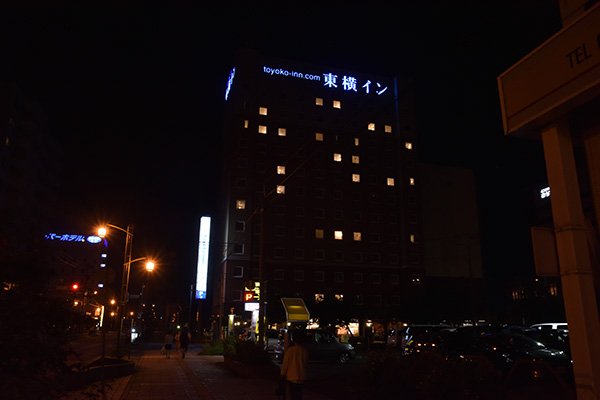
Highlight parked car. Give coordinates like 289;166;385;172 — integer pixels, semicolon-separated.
264;328;284;354
440;327;573;383
401;324;454;355
274;328;356;364
530;322;568;331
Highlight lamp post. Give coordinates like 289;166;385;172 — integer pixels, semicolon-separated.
98;224;156;358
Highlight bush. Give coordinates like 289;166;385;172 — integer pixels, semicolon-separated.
214;336;270;364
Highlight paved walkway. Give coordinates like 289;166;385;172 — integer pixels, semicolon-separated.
64;342;333;400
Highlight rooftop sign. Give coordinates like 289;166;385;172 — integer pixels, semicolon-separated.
262;65;391;98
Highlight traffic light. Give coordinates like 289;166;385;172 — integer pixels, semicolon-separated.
71;283;79;291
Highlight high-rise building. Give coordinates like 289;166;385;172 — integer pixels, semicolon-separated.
213;49;423;336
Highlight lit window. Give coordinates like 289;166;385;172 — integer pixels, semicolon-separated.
354;138;359;146
315;132;324;141
352;174;360;183
334;230;343;240
352;155;359;164
333;100;341;109
315;97;323;106
384;124;392;133
278;127;286;137
258;125;267;134
353;232;361;241
243;120;249;128
334;294;344;301
333;153;342;162
276;185;285;194
236;200;246;210
368;123;375;131
259;107;268;116
315;229;324;239
409;177;415;186
387;178;395;186
277;165;286;175
315;293;325;303
405;142;413;150
410;234;416;243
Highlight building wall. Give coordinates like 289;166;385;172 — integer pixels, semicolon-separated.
419;163;483;279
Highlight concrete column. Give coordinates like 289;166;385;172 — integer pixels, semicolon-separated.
542;120;600;399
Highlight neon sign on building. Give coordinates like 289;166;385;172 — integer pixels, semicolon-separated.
262;65;390;97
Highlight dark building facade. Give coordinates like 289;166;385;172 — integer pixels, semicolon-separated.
213;50;424;335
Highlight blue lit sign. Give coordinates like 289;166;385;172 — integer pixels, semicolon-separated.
45;233;102;244
225;67;236;101
86;235;102;244
262;65;389;97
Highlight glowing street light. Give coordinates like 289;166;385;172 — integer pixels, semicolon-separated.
97;223;157;357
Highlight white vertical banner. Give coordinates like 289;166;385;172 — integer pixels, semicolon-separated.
195;216;211;299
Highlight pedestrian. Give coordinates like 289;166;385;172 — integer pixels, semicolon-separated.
163;330;174;358
280;329;309;400
179;323;191;359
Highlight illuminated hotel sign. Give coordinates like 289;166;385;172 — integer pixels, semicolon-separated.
262;65;390;97
224;67;235;101
45;233;102;244
195;216;211;300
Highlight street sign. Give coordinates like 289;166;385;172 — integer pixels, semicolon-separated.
498;2;600;135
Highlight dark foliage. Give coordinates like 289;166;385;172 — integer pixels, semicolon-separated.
0;233;77;398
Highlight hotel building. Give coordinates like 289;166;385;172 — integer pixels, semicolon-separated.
213;49;424;333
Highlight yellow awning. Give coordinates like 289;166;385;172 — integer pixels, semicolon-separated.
280;297;310;322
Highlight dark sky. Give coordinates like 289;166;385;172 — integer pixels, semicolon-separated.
2;1;562;306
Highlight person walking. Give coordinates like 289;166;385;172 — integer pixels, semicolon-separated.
163;331;174;358
280;329;309;400
179;323;191;359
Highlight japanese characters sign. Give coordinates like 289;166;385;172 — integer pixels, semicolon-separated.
262;65;391;97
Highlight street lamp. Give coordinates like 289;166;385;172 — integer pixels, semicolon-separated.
97;224;156;357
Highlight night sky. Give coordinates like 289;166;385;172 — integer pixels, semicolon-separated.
2;1;562;308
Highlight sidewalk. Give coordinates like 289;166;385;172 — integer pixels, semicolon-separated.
67;342;334;400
